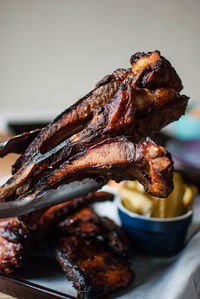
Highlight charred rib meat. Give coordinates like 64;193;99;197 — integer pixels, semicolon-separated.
0;217;30;273
0;192;113;273
58;207;130;258
0;51;188;203
0;137;173;201
56;208;133;298
13;51;183;171
0;193;133;298
56;236;133;299
21;191;113;236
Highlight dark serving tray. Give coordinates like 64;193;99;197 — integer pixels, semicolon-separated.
0;255;133;299
0;258;77;299
0;274;75;299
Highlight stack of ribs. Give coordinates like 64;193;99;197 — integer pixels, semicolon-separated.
0;51;188;202
0;192;134;298
0;191;113;274
0;51;189;297
0;217;30;274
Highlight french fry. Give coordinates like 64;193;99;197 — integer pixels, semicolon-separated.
183;185;197;212
120;172;197;218
120;188;153;215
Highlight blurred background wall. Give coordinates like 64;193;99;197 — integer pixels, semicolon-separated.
0;0;199;121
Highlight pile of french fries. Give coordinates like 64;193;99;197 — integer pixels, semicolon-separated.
119;173;197;218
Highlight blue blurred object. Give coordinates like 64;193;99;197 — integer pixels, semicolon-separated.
117;198;192;256
173;114;200;140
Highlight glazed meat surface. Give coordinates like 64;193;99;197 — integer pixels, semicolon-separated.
56;235;133;299
21;191;113;236
56;208;133;298
12;50;183;171
0;137;173;202
0;51;188;203
58;207;130;257
0;194;133;298
0;217;30;273
0;192;113;273
29;137;173;198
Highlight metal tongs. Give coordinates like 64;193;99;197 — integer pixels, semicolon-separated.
0;177;108;219
0;132;108;219
0;129;41;157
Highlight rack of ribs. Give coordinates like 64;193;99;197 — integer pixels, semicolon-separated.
0;51;188;203
0;192;134;298
0;192;113;273
0;217;30;274
0;191;134;298
56;207;133;298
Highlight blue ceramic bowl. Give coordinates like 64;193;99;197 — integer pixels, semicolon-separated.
117;197;193;256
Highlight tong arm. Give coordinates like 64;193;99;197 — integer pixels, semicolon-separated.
0;177;107;218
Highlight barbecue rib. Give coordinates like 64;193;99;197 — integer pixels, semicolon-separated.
0;192;113;273
56;208;133;298
21;191;113;236
0;51;188;203
0;137;173;202
0;217;30;273
58;207;130;258
0;196;133;299
12;51;183;171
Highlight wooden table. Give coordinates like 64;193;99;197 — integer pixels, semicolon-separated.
0;294;14;299
0;293;14;299
0;133;19;180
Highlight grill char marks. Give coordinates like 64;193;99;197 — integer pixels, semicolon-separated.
58;207;130;257
0;192;113;274
71;85;188;145
13;68;129;173
56;207;133;299
10;137;174;200
0;217;30;274
56;235;133;299
0;51;188;203
0;194;133;297
21;191;113;236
